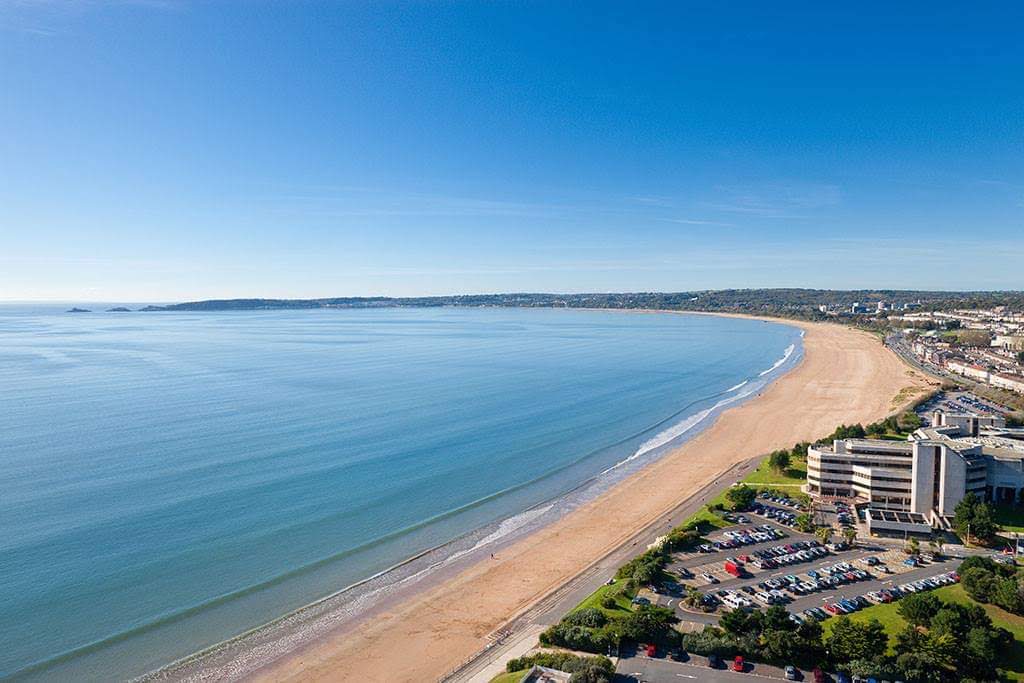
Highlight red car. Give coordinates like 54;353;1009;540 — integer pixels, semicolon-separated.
733;655;745;672
645;644;656;657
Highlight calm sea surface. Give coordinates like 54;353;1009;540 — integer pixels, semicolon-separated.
0;306;800;680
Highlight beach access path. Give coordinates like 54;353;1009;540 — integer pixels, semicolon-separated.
252;316;931;683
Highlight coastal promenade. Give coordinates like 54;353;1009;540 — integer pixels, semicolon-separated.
253;318;928;683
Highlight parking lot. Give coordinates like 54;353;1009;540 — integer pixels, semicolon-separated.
618;553;963;682
915;389;1012;420
636;498;963;628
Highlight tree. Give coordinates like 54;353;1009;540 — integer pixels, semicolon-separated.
971;502;999;542
905;537;920;556
564;608;608;629
762;605;796;633
842;526;857;547
683;586;705;610
961;627;1003;680
961;567;998;603
815;526;833;546
795;513;815;533
769;449;791;473
617;605;679;643
1017;350;1024;365
991;576;1024;614
720;607;761;637
725;484;756;511
569;660;613;683
929;533;945;557
953;492;999;543
897;592;942;627
826;616;886;663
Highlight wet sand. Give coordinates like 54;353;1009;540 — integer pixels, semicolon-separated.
251;316;929;682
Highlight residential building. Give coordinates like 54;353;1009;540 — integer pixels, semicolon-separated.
946;359;991;383
992;373;1024;395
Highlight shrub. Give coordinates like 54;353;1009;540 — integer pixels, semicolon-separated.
565;607;608;629
725;484;756;511
615;548;666;582
539;623;610;653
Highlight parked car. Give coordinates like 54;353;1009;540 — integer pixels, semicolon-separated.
785;664;800;680
733;655;745;672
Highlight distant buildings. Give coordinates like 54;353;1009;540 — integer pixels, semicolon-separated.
806;410;1024;532
905;307;1024;394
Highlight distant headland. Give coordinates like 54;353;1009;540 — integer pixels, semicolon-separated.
67;307;92;313
136;289;1024;319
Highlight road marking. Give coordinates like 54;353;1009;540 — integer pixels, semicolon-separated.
676;674;697;679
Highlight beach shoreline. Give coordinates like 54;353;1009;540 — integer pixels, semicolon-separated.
141;310;801;682
170;314;929;682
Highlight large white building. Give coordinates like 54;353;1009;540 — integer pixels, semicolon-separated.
806;411;1024;528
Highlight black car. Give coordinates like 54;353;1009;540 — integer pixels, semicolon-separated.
708;653;722;668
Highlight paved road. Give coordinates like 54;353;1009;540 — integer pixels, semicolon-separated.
444;455;765;681
616;652;797;682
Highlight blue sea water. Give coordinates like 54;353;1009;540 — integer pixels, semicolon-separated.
0;306;801;681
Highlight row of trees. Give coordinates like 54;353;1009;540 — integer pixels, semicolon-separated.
682;604;824;664
539;604;680;654
682;590;1012;681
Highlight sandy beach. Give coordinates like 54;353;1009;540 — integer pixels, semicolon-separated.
253;317;930;683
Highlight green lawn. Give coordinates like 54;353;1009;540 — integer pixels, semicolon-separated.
821;599;905;654
683;507;732;531
743;456;808;488
822;584;1024;680
994;506;1024;533
571;580;636;617
489;669;528;683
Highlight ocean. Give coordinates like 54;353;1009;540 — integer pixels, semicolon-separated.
0;306;802;681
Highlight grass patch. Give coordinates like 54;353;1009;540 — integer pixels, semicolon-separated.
743;456;808;488
489;670;528;683
821;600;905;654
684;508;732;531
821;584;1024;680
572;580;636;617
994;506;1024;533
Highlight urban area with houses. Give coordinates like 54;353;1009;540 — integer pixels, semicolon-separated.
470;307;1024;683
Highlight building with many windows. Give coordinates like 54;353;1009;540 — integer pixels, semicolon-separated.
806;410;1024;527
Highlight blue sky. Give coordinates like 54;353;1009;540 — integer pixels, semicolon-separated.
1;1;1022;301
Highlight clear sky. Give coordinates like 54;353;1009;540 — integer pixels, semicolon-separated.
1;1;1022;301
